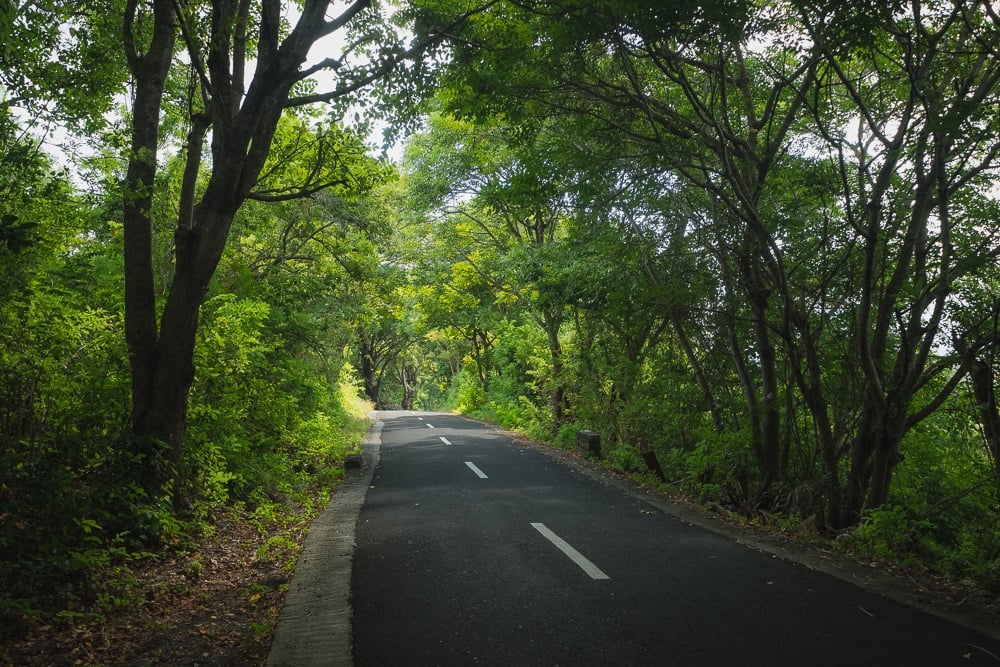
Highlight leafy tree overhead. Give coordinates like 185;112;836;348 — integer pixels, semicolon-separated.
0;0;499;512
797;0;1000;522
0;0;11;47
424;0;1000;528
0;1;128;135
107;0;497;506
435;0;821;492
404;112;578;424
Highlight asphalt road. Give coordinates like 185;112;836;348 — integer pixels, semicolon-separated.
351;412;1000;666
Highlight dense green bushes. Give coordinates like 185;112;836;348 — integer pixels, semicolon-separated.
1;293;371;637
0;279;371;635
0;114;378;637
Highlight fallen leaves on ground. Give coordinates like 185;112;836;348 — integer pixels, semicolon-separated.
2;509;309;667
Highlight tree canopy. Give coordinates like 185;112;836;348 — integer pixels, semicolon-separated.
4;0;1000;646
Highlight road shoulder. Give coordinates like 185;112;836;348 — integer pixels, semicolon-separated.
266;418;383;667
480;419;1000;643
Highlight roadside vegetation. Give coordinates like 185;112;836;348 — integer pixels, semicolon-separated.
374;0;1000;595
2;0;1000;663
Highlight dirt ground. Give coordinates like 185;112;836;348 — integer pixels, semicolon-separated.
2;510;295;667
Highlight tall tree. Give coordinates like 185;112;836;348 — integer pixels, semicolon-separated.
799;0;1000;521
438;0;819;491
432;0;1000;524
117;0;494;504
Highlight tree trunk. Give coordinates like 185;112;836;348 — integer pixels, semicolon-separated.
401;362;417;410
122;0;177;500
784;307;844;526
867;437;899;510
842;407;906;523
966;357;1000;494
543;313;566;426
358;340;382;405
117;0;480;512
743;245;782;490
471;328;491;394
670;307;724;434
752;305;782;489
955;329;1000;496
728;316;760;432
131;199;242;506
843;439;870;526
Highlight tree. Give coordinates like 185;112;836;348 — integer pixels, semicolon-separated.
0;0;11;46
437;0;820;490
798;0;1000;521
565;157;730;443
0;1;128;136
404;112;577;424
431;0;1000;525
116;0;494;505
356;277;416;407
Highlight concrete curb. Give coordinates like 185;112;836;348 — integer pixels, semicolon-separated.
266;418;382;667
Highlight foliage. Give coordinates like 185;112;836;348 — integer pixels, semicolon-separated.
0;0;128;134
839;505;945;569
0;105;378;637
396;0;1000;586
5;0;1000;641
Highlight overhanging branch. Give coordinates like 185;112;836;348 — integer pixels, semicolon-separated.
285;0;502;109
247;177;351;202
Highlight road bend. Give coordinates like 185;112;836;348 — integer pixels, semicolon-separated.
351;411;1000;666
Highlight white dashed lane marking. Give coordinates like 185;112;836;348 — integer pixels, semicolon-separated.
531;523;610;580
464;462;488;479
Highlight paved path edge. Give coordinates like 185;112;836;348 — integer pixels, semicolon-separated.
480;418;1000;643
265;416;383;667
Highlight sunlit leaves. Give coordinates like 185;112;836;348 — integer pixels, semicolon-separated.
252;116;393;203
1;0;129;134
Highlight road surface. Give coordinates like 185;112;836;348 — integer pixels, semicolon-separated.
351;411;1000;666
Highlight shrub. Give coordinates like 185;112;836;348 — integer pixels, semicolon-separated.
840;505;943;567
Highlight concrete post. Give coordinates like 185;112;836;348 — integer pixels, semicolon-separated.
576;430;601;457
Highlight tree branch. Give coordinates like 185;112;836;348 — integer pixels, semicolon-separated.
286;0;502;108
171;0;212;97
247;178;350;202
